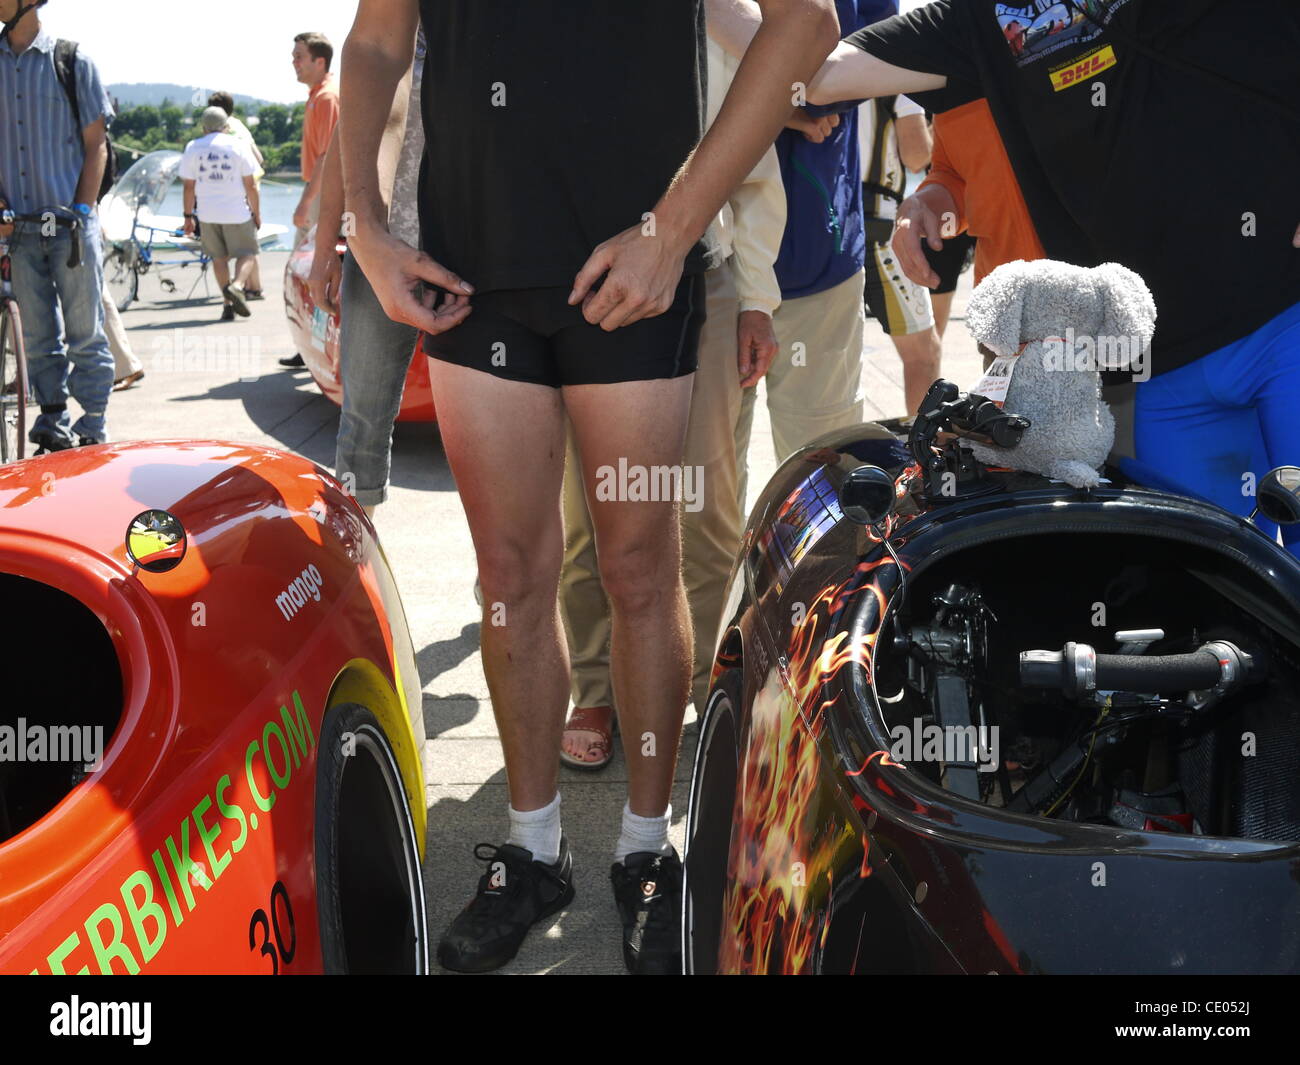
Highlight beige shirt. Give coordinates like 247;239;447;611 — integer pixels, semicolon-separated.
225;115;265;183
705;38;785;317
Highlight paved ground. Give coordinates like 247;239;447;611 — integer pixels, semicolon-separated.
111;249;982;974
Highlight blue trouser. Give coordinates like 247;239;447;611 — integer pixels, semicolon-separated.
9;214;114;444
1122;298;1300;552
336;251;419;507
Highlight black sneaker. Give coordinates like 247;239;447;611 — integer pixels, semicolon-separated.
77;436;105;447
245;288;265;301
610;847;683;974
437;839;574;973
220;304;236;322
279;353;305;369
223;283;251;317
30;427;74;455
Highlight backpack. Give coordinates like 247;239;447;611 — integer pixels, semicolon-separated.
52;39;118;202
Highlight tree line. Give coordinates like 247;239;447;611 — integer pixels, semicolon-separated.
110;101;307;176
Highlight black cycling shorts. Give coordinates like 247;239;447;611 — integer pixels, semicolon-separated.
923;232;976;296
422;273;706;387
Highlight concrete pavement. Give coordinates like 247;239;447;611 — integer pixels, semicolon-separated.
108;250;982;974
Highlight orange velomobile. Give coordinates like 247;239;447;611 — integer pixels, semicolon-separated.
0;441;428;974
283;235;436;423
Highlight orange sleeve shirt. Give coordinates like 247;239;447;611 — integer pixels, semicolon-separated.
301;74;340;183
919;98;1045;285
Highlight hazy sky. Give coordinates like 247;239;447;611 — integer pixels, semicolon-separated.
41;1;360;104
40;0;932;105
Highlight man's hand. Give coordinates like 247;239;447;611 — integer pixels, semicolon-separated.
737;309;778;387
350;224;474;335
1293;220;1300;248
293;199;311;230
309;243;343;316
182;215;196;237
569;223;691;331
891;194;947;289
252;211;262;231
786;107;840;144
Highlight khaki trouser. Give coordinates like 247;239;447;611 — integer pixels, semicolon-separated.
560;262;746;714
735;269;866;504
102;287;141;378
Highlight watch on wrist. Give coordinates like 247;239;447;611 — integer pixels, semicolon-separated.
73;202;92;217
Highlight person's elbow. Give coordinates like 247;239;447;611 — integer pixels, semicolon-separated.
900;144;931;172
806;46;855;106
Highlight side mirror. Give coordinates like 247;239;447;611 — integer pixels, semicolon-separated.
1253;467;1300;526
126;509;188;573
840;465;896;528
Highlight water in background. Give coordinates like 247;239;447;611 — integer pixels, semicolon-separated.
159;178;304;250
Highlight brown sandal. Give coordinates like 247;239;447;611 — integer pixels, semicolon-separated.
560;705;616;771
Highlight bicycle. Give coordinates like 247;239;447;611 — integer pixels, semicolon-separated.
103;196;211;312
0;206;85;462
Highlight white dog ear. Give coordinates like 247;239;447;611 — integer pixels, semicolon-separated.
967;259;1032;356
1096;262;1157;353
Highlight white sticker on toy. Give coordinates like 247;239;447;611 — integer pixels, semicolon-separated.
974;353;1021;407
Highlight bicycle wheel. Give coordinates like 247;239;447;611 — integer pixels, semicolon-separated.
104;242;138;312
0;301;29;464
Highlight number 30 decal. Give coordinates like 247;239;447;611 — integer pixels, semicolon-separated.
249;880;297;974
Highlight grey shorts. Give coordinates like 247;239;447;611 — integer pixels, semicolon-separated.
200;219;259;260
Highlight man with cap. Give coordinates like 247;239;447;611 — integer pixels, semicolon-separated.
179;106;261;321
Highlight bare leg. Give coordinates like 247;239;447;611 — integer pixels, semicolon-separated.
565;375;695;816
233;253;257;289
889;326;943;415
426;358;570;812
212;258;231;300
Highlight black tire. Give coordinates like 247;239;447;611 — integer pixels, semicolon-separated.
315;703;428;974
104;244;138;312
0;304;28;464
683;668;742;975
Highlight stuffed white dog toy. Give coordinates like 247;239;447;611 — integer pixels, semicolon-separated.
965;259;1157;488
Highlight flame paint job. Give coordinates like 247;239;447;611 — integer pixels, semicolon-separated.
690;423;1300;975
0;441;426;973
284;240;436;423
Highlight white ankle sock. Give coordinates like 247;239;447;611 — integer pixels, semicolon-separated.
506;793;562;865
614;801;672;863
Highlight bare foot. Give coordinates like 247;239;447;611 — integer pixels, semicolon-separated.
560;705;615;769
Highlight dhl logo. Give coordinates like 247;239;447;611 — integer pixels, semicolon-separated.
1050;44;1117;91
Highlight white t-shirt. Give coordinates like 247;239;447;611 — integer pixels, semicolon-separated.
857;94;925;221
179;131;257;225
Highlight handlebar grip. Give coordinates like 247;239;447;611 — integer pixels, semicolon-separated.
1020;642;1226;696
1093;651;1222;692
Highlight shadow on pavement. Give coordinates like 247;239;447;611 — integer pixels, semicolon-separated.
418;621;480;681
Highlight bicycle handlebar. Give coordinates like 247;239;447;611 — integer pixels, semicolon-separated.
1020;640;1258;700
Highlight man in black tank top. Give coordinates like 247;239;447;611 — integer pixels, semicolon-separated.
340;0;840;974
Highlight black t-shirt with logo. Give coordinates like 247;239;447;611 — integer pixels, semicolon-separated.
848;0;1300;377
417;0;718;295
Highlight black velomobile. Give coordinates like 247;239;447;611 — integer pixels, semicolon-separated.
684;380;1300;975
